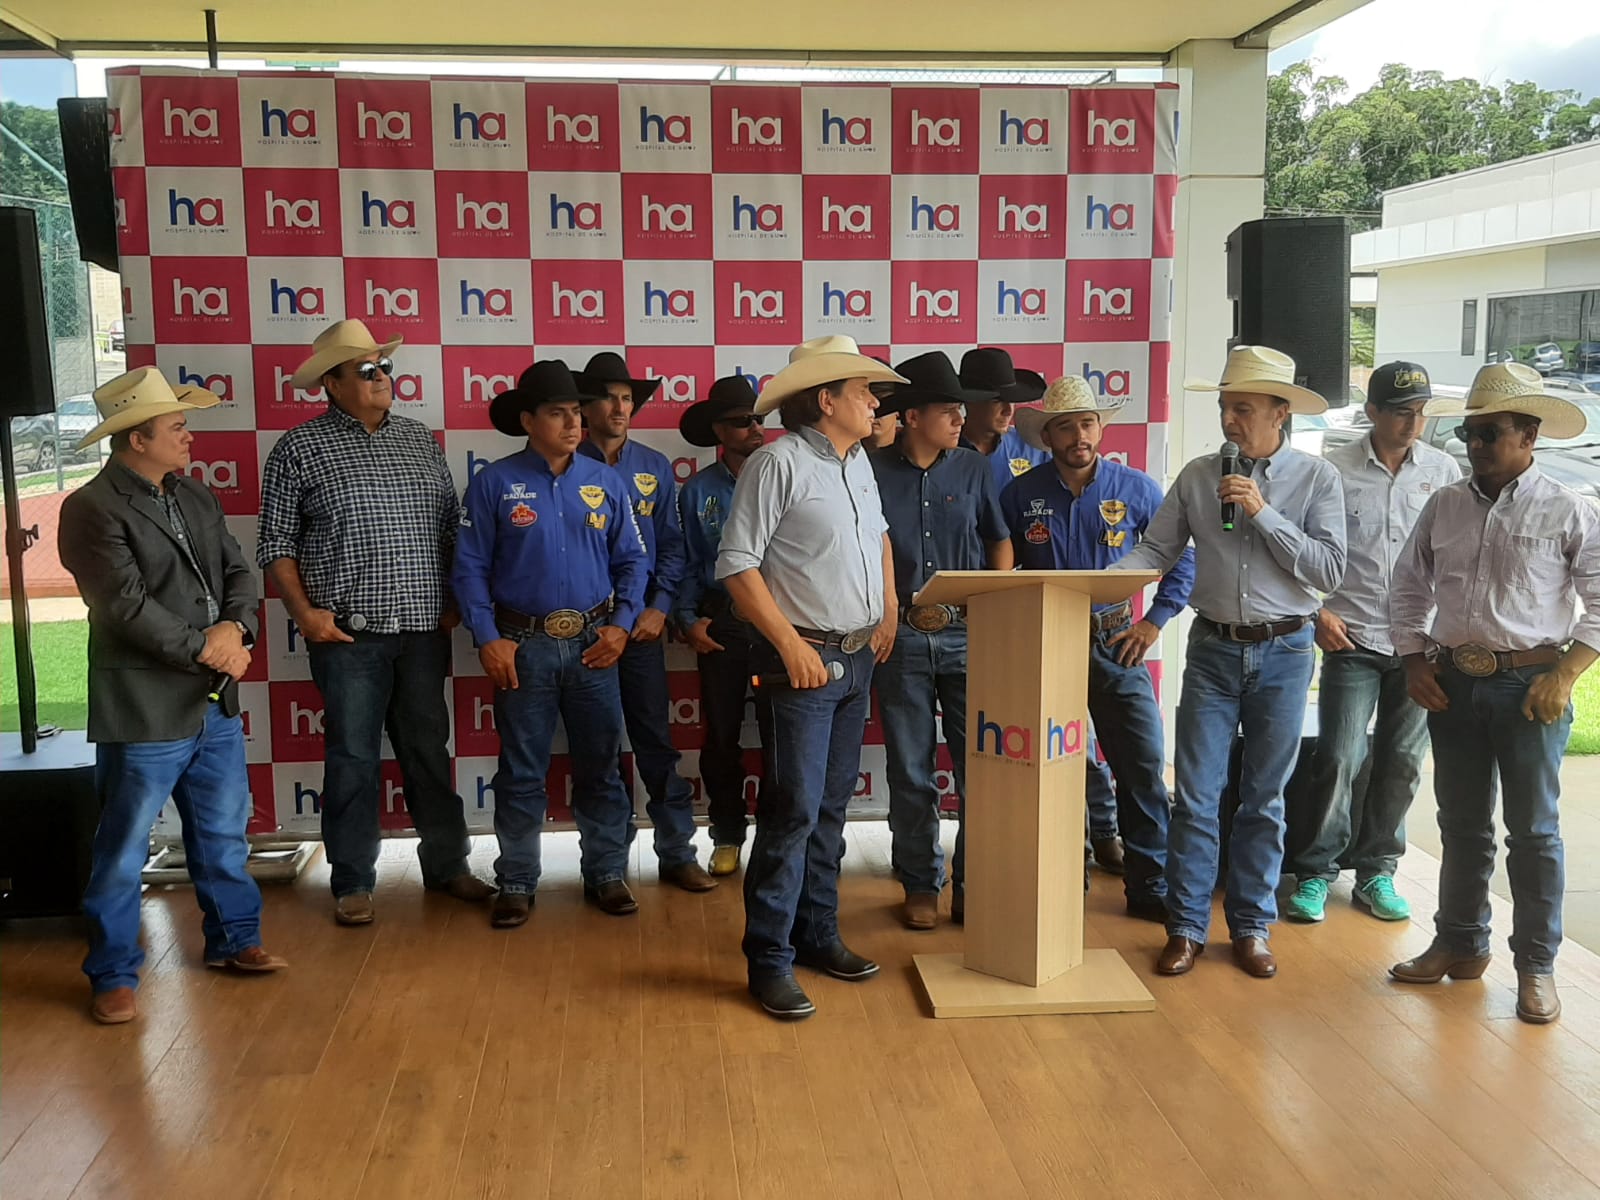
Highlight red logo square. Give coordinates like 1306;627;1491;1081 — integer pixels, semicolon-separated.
711;85;802;174
243;167;342;257
151;256;251;345
666;670;707;750
802;175;890;261
1148;342;1172;424
625;345;716;427
533;259;623;344
443;345;528;427
526;82;621;173
979;175;1067;261
892;87;980;175
436;170;532;258
1099;423;1149;474
714;261;803;346
183;430;261;516
343;257;441;343
142;75;241;167
1070;89;1156;175
622;173;713;261
111;167;148;256
452;677;501;759
890;260;977;344
253;344;328;430
1065;259;1150;343
336;78;434;169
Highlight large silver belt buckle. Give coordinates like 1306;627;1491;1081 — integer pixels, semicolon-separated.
1450;643;1499;677
907;604;951;634
841;628;872;654
543;609;586;639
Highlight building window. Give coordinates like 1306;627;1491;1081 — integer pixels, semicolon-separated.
1486;289;1600;373
1460;300;1477;357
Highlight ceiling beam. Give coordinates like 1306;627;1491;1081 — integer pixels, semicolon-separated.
1234;0;1372;49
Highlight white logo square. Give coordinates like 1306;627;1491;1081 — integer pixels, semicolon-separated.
145;166;247;257
623;260;714;346
890;175;978;261
803;260;890;345
438;258;533;347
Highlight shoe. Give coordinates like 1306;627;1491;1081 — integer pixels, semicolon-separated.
1125;896;1169;924
584;879;639;916
205;946;288;972
951;889;964;926
660;860;718;893
90;987;137;1025
430;873;497;903
1232;936;1277;978
1092;836;1126;875
709;845;742;876
903;893;939;931
1284;878;1329;923
1353;876;1411;921
794;940;879;981
491;893;532;928
750;974;815;1020
1517;972;1561;1024
1156;936;1203;976
335;892;375;926
1390;946;1492;984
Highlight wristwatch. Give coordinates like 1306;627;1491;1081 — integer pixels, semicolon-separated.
230;619;255;648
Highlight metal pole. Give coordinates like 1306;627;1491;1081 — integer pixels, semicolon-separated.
1;417;41;753
205;10;219;70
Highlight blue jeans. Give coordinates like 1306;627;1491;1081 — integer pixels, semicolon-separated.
491;629;633;894
742;643;874;979
1086;727;1118;840
617;635;698;867
1168;620;1316;943
307;631;472;897
1088;620;1171;902
695;617;771;847
1293;646;1427;883
875;623;968;897
82;704;263;992
1427;664;1569;974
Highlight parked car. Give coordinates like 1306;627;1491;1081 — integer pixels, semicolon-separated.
1548;371;1600;393
1289;405;1368;457
1574;343;1600;372
108;319;125;352
1530;342;1566;374
9;395;104;473
1541;376;1599;399
1418;386;1600;503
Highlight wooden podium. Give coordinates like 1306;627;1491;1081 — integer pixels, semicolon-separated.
910;569;1161;1018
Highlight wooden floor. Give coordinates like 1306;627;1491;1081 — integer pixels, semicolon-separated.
7;824;1600;1200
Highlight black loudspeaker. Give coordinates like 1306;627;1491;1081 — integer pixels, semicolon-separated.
0;732;101;919
1226;217;1352;407
57;98;119;273
0;206;57;418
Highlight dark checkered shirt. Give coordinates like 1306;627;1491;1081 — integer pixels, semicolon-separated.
257;405;461;634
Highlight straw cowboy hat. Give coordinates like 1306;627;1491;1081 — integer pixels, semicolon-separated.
77;365;220;449
1013;375;1126;452
289;319;403;389
754;336;907;416
1187;345;1327;415
1421;361;1586;441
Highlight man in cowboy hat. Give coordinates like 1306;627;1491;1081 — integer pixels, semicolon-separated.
1283;362;1461;927
1002;375;1195;925
674;375;773;876
575;351;715;893
453;361;649;925
1119;345;1347;980
258;319;492;927
715;335;906;1019
869;351;1012;931
957;347;1050;494
59;366;287;1024
1390;361;1600;1024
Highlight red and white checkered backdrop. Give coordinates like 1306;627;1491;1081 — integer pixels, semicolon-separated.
105;67;1177;838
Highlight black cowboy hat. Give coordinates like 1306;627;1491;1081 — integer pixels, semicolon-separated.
679;375;761;448
575;351;663;411
876;350;999;417
488;360;589;436
959;346;1047;404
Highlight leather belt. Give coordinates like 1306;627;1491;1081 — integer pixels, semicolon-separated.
1203;615;1309;644
792;624;877;654
495;600;611;640
1090;600;1133;634
900;603;965;633
1445;643;1563;678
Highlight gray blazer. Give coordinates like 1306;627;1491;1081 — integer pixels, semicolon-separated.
59;463;260;744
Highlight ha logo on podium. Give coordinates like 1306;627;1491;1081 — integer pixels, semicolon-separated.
912;569;1161;1018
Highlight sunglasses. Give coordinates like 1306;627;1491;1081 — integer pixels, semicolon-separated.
352;357;394;382
713;414;759;429
1453;422;1517;445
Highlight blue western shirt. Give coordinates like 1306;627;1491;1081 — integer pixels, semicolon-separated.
453;448;648;647
673;460;739;629
871;443;1008;609
577;438;686;615
962;427;1050;497
1000;457;1196;627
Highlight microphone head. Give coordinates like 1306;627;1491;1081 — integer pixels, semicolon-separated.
1220;440;1241;460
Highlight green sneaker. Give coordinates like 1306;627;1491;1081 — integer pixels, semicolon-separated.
1354;876;1411;921
1284;878;1329;923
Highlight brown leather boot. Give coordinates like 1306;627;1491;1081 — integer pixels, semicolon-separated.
1156;936;1203;976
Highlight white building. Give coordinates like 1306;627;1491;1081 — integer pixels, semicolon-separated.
1353;141;1600;387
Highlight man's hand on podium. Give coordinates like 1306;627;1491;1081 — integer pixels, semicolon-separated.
1106;619;1160;667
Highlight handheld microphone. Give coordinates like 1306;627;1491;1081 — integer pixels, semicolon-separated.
1220;440;1241;531
751;660;847;688
206;670;229;703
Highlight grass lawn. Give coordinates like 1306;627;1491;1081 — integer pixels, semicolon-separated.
1571;669;1600;754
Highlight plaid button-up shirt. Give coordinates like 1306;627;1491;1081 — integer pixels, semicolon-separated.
257;405;461;634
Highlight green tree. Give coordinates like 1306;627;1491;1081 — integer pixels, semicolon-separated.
1;100;70;202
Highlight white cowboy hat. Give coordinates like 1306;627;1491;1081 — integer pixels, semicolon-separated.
1186;345;1327;415
289;319;403;389
1421;361;1586;441
1013;375;1127;451
77;365;219;449
754;336;908;416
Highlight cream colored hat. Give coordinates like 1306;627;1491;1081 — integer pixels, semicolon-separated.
77;366;219;449
1187;345;1327;415
1013;375;1126;451
289;319;403;389
754;336;908;416
1421;361;1586;441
